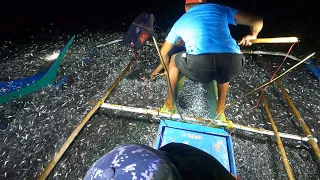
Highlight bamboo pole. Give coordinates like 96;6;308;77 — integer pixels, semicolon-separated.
38;58;136;180
241;50;310;64
152;36;184;120
249;37;299;44
262;94;295;180
100;103;315;142
276;80;320;160
154;37;300;47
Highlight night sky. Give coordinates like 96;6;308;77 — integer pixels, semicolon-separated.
1;0;319;50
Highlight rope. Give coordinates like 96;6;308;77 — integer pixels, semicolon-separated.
152;125;164;146
130;43;158;104
248;43;296;112
228;126;237;135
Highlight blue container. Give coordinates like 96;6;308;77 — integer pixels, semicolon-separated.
154;120;237;175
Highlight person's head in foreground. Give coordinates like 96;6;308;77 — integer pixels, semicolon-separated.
84;143;239;180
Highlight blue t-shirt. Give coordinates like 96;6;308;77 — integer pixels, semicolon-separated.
166;4;241;55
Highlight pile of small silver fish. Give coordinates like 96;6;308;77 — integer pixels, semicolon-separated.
0;30;319;180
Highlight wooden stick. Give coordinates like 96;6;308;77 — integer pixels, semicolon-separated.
241;50;310;64
37;58;135;180
276;80;320;160
262;94;295;180
100;103;315;142
152;36;184;120
249;37;299;44
154;37;300;46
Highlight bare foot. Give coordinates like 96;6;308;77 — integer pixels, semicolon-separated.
149;71;158;80
216;108;224;116
164;98;174;110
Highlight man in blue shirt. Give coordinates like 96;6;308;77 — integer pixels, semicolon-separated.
150;0;263;117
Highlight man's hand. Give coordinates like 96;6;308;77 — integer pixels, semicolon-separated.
234;10;263;46
150;63;163;80
150;70;159;80
238;35;257;46
150;40;175;80
149;70;167;80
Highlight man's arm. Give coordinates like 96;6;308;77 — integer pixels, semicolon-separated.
235;11;263;46
150;41;175;79
160;41;175;68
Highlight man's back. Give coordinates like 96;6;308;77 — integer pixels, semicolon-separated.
166;3;241;55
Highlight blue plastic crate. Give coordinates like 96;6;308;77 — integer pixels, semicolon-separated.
154;120;237;175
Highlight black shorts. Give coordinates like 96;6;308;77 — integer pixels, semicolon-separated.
175;52;245;84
